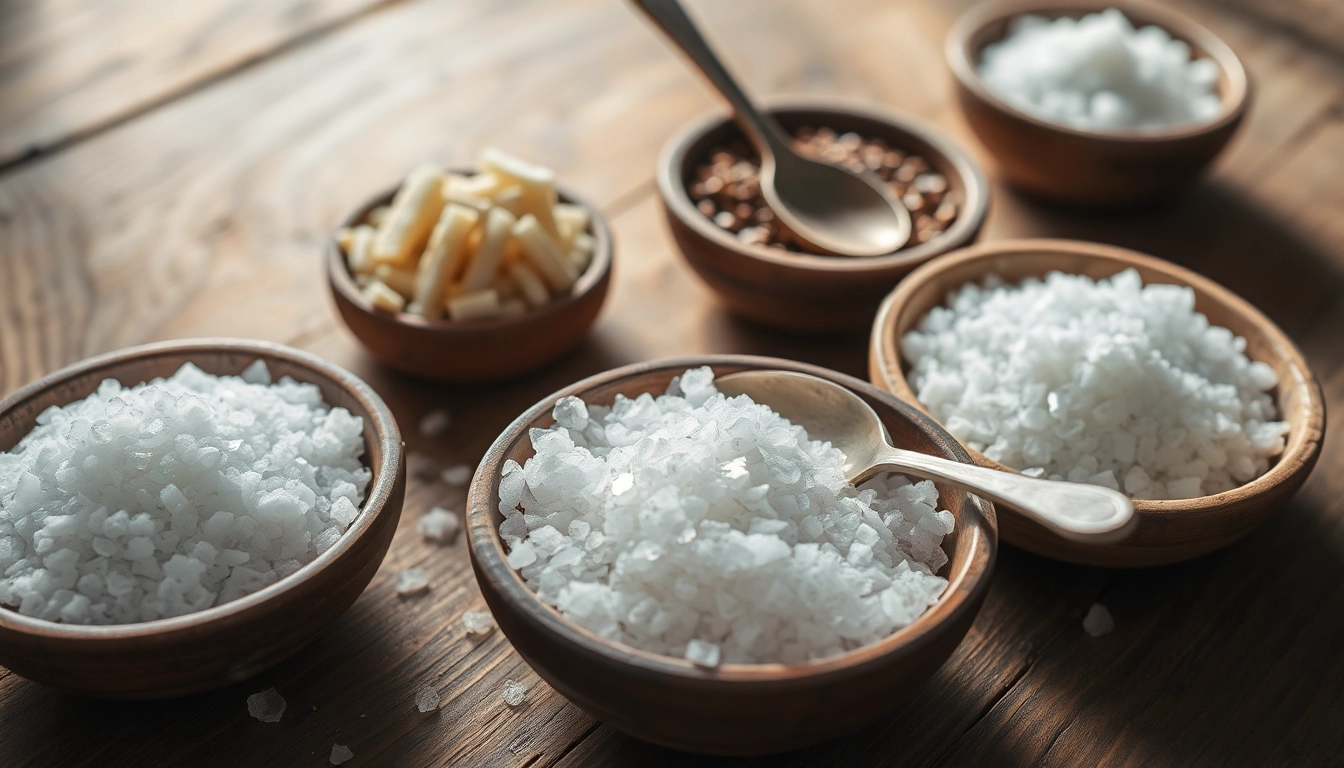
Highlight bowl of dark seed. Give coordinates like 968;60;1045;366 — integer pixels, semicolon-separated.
657;103;989;333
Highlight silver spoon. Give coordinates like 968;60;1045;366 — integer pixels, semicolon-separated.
631;0;911;257
716;370;1136;544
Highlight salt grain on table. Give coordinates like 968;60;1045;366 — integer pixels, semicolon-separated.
394;567;430;596
502;679;529;707
415;684;441;713
1084;603;1115;637
247;687;286;723
418;409;452;437
440;464;473;486
462;609;494;635
418;508;460;544
685;639;721;668
408;451;437;480
330;744;354;765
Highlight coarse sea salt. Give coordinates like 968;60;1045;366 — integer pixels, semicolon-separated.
462;609;495;635
418;409;452;437
415;684;441;713
441;464;473;486
1083;603;1115;637
247;687;286;723
394;567;430;596
498;367;954;664
901;269;1288;500
0;362;370;625
979;8;1222;131
502;679;529;707
329;744;354;765
418;507;460;544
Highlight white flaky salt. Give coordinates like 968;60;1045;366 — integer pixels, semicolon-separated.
0;362;370;625
502;679;529;707
462;609;495;635
329;744;354;765
415;684;441;713
408;452;437;480
440;464;473;487
247;687;286;723
418;508;460;544
901;269;1288;500
685;639;721;668
1083;603;1115;637
394;567;430;596
979;9;1223;131
498;367;954;664
418;409;452;437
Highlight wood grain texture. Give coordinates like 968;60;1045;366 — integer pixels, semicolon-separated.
1;0;1343;764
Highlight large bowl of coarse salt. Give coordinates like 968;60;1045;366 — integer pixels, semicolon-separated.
870;239;1324;568
0;339;404;698
466;356;997;756
946;0;1251;206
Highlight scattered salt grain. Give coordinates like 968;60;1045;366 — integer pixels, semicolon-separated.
901;269;1287;500
415;684;441;713
408;452;437;480
498;367;954;664
462;609;495;635
418;508;460;544
394;567;430;596
1084;603;1115;637
418;409;452;437
979;9;1223;131
330;744;354;765
502;679;529;707
247;687;286;723
0;361;370;625
440;464;474;486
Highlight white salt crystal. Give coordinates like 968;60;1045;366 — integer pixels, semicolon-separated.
247;687;286;723
408;452;437;480
330;744;354;765
502;679;529;707
418;508;461;544
440;464;473;486
415;684;441;713
418;408;452;437
1083;603;1115;637
394;567;430;596
462;609;495;635
979;9;1223;131
685;639;721;668
0;361;369;625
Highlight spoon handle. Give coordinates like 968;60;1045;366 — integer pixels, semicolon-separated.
863;447;1136;543
628;0;789;155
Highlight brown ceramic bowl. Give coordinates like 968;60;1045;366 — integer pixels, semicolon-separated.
657;103;989;334
328;174;613;382
466;356;997;755
0;339;405;698
870;240;1325;567
947;0;1251;207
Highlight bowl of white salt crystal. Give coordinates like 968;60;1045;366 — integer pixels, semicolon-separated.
947;0;1250;206
466;356;997;755
0;339;404;698
870;239;1324;568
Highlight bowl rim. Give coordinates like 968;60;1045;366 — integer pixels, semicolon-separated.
656;99;990;273
945;0;1251;143
467;354;997;685
327;172;613;334
870;238;1326;517
0;338;403;639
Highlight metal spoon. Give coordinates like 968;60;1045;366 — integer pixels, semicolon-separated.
716;370;1136;543
630;0;911;256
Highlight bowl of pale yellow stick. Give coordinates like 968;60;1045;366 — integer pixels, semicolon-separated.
328;148;613;382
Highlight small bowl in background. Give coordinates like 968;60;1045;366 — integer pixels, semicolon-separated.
0;339;405;698
657;103;989;334
870;239;1324;567
946;0;1251;207
328;175;613;383
466;355;996;755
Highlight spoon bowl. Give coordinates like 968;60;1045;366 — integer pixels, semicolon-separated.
717;369;1136;543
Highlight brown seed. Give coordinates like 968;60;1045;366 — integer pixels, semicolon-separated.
838;132;862;151
914;174;947;196
714;211;737;230
755;207;775;224
816;126;836;143
696;199;716;217
934;201;958;223
711;150;734;166
895;164;917;183
903;191;925;213
702;176;724;195
883;150;905;169
903;156;929;174
734;203;754;221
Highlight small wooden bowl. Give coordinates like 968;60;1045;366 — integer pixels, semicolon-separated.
0;339;405;699
870;240;1325;567
657;103;989;333
467;356;997;755
946;0;1251;207
328;176;613;382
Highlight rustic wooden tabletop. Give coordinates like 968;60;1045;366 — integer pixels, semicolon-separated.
2;0;1342;765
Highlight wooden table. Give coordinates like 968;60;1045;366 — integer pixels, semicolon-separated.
3;0;1342;764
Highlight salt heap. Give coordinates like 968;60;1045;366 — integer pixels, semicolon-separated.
498;367;953;665
0;361;370;625
901;269;1288;499
978;9;1223;131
